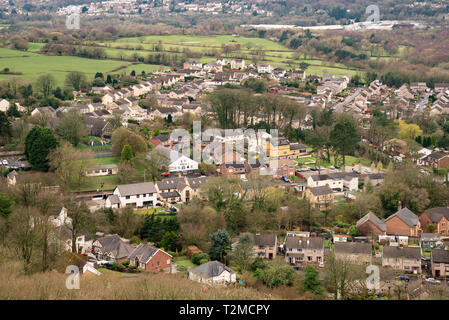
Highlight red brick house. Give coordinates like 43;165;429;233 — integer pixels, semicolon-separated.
128;244;172;273
421;152;449;169
384;207;420;237
420;207;449;235
356;212;387;236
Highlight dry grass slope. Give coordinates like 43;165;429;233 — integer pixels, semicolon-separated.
0;261;275;300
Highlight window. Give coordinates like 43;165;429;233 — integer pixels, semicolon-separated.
137;195;140;198
157;261;160;267
126;196;130;200
167;259;170;265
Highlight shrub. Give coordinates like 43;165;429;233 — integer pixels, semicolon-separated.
192;253;210;265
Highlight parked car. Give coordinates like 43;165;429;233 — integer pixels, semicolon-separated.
396;275;410;282
426;278;441;284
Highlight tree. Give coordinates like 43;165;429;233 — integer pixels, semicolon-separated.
111;127;148;157
0;193;13;217
303;266;324;296
160;231;180;252
72;150;94;192
35;74;56;98
66;201;91;253
233;234;255;271
121;144;133;162
330;115;360;166
145;148;170;182
199;161;217;176
25;126;59;171
256;261;295;288
64;71;88;92
348;225;361;237
55;109;87;146
7;103;20;118
8;207;40;274
209;229;231;263
47;142;77;190
117;162;136;184
115;206;140;238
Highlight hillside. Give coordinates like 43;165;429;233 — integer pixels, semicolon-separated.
0;261;275;300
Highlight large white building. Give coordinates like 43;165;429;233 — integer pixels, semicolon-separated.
154;145;199;174
106;182;159;209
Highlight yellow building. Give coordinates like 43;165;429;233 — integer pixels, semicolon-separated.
305;185;334;211
265;138;307;159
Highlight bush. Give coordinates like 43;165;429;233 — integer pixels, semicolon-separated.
192;253;210;265
255;262;295;288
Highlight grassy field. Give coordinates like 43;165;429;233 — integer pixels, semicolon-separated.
0;47;140;85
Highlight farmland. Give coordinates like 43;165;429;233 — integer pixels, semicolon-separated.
0;47;161;85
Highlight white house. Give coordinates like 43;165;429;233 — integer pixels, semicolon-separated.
257;64;272;74
0;99;9;112
154;145;199;174
106;182;159;209
189;261;236;285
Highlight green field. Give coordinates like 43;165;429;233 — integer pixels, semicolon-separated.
0;47;143;85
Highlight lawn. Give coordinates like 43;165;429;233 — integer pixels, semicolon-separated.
92;157;120;166
174;256;196;269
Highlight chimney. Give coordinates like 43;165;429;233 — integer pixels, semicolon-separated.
398;201;402;211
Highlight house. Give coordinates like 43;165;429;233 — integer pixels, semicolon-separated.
92;234;134;262
251;233;277;260
128;243;172;273
409;82;428;92
257;64;272;74
420;233;442;250
381;246;421;274
285;236;324;265
421;152;449;169
332;234;349;243
6;170;18;187
430;249;449;278
384;207;420;237
189;261;236;285
356;212;387;236
269;159;296;178
106;182;159;209
230;58;245;70
306;172;358;192
420;207;449;235
102;93;114;105
434;83;449;93
86;164;118;177
153;145;199;174
183;60;203;70
31;107;56;118
334;242;372;264
0;99;9;112
51;225;93;254
291;69;306;80
304;185;334;211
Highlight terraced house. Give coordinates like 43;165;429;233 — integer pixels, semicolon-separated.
419;207;449;235
384;207;421;237
382;246;421;274
284;236;324;266
334;242;372;264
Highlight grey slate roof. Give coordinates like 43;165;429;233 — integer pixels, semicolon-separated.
116;182;157;197
251;234;277;247
128;243;159;263
107;194;120;204
285;236;324;250
189;261;236;278
356;212;387;232
334;242;372;255
95;234;133;260
187;176;207;189
382;246;421;259
384;207;419;227
309;185;333;196
431;249;449;264
157;177;187;191
422;207;449;223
